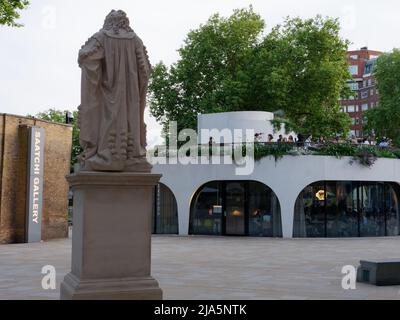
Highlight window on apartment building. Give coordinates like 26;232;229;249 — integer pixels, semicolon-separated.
350;55;358;60
349;65;358;75
347;105;355;113
362;104;369;111
361;91;368;99
351;118;356;125
348;82;359;91
370;89;374;96
368;79;372;86
363;80;367;87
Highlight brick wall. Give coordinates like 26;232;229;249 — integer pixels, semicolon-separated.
0;114;73;244
341;48;383;137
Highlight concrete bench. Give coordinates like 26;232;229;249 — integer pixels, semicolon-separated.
357;259;400;286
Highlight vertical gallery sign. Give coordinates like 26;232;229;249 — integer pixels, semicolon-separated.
26;127;45;243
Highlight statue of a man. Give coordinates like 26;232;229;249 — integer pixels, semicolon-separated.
77;10;152;172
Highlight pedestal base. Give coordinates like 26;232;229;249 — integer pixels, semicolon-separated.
60;273;162;300
60;171;162;300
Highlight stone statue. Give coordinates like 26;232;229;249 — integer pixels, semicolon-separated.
61;10;162;300
77;10;152;172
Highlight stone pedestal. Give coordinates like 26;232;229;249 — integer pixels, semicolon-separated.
60;171;162;300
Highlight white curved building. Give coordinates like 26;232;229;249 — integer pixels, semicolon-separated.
150;112;400;238
197;111;294;143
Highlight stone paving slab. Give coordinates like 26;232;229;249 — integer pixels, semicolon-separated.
0;235;399;300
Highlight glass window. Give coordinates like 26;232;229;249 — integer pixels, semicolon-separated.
386;183;400;236
190;182;223;235
349;65;358;75
360;182;386;237
347;105;355;113
295;183;326;237
362;104;369;111
225;182;246;235
348;82;359;91
248;182;282;237
153;184;179;234
190;181;282;237
326;182;359;237
294;181;400;238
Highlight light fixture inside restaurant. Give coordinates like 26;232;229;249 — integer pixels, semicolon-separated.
315;190;325;201
232;210;242;217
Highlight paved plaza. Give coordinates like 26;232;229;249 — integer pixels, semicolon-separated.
0;234;400;300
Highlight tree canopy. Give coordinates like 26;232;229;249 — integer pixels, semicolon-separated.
364;49;400;147
32;108;81;169
149;7;352;139
0;0;29;27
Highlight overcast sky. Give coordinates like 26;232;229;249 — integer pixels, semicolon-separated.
1;0;399;146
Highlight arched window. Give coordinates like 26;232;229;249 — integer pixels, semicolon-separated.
294;181;400;238
152;184;178;234
190;181;282;237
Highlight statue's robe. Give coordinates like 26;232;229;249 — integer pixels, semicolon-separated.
78;29;151;171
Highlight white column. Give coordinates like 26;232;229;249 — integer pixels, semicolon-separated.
279;197;296;238
270;184;300;239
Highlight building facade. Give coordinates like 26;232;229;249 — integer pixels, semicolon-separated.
152;156;400;239
150;112;400;238
0;114;72;244
340;47;383;138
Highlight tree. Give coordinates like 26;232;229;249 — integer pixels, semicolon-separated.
254;16;352;138
149;8;352;140
364;50;400;147
149;7;265;133
0;0;29;27
32;109;82;169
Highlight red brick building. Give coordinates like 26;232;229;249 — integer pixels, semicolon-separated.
340;47;383;138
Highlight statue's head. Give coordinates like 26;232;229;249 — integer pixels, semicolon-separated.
103;10;133;34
